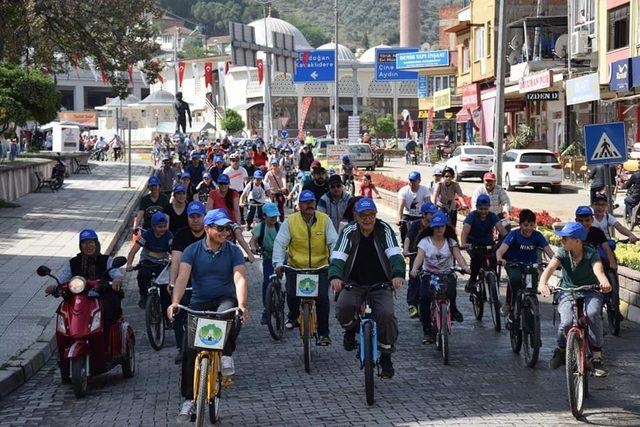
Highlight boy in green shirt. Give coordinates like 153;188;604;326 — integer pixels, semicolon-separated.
249;202;281;324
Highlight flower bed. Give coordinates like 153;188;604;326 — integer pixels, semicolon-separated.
355;171;407;192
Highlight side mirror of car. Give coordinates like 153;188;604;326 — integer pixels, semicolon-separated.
37;266;51;277
111;256;127;269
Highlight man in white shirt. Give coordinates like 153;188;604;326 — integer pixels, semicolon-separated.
471;172;511;219
223;153;249;223
397;171;431;243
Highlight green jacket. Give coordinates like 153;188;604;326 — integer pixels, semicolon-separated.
329;219;405;282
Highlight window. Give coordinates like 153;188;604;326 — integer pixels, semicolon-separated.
608;5;629;51
520;153;559;164
486;24;492;57
432;76;450;92
462;40;471;72
503;152;517;162
474;26;485;60
464;147;494;155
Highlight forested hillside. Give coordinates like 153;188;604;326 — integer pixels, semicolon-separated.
159;0;454;49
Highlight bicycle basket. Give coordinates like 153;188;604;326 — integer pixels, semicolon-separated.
187;314;231;351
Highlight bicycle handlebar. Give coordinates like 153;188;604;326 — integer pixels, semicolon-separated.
551;284;600;293
343;282;390;291
132;260;169;271
419;267;468;278
174;304;241;318
504;261;548;269
282;264;329;273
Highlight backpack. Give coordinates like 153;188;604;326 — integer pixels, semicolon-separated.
258;221;280;248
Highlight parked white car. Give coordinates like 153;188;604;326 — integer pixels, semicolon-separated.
500;149;562;193
445;145;495;180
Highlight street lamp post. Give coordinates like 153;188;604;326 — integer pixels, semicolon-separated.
255;0;273;145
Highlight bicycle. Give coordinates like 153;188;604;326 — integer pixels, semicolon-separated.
342;282;391;406
468;244;501;332
284;264;328;374
504;261;546;367
343;174;356;196
265;272;286;341
133;260;171;351
420;268;466;365
601;238;629;337
551;285;601;419
177;304;242;426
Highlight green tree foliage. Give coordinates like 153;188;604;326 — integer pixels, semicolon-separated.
191;1;262;36
221;109;245;135
375;114;396;138
0;0;161;98
0;62;61;135
180;37;208;59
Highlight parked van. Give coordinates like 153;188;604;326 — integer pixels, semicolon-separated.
313;139;376;170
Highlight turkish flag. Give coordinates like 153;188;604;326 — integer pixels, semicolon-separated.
204;62;213;88
301;51;310;66
225;61;232;75
127;64;134;87
257;59;264;85
178;61;185;87
100;63;108;83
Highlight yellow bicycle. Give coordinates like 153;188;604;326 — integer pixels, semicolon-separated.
178;304;241;426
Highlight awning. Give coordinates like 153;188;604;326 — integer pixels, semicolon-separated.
456;109;472;123
444;21;471;33
233;101;263;112
507;15;568;29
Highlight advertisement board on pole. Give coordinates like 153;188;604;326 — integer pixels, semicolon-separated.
348;116;360;144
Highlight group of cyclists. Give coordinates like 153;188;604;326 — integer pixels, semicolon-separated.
56;132;638;421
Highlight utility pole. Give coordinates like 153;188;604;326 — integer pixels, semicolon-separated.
173;27;179;93
258;2;273;145
493;0;507;186
334;0;339;143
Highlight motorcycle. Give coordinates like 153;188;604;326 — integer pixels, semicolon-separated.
437;143;454;160
37;256;135;398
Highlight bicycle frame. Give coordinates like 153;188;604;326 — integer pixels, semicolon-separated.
193;350;221;402
298;298;317;339
428;274;452;334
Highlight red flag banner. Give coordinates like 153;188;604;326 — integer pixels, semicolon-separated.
298;97;313;139
178;61;186;87
301;51;311;66
100;63;108;83
204;62;213;88
127;64;134;87
225;61;232;75
70;54;80;78
257;59;264;85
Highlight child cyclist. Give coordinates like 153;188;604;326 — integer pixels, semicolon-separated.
241;170;271;230
538;222;612;377
249;202;281;325
410;211;470;344
495;209;555;317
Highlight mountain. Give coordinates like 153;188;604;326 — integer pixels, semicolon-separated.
160;0;456;49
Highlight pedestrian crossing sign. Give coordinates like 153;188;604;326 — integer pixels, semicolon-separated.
584;122;627;166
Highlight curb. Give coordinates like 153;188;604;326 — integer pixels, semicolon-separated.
0;165;153;399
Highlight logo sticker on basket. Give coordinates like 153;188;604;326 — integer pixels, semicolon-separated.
194;318;227;350
296;274;319;297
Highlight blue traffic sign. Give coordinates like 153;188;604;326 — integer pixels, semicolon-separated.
584;122;627;166
293;50;335;83
279;129;289;138
375;47;419;81
396;50;450;69
417;74;428;98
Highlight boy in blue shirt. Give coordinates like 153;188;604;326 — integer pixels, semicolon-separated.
126;211;173;308
495;209;554;316
249;202;281;324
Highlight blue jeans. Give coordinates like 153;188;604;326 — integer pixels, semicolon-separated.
624;195;638;217
262;257;274;309
406;254;420;307
556;291;604;351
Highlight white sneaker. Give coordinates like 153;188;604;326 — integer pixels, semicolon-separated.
177;400;193;422
221;356;235;376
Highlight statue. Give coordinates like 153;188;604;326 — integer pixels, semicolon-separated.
173;92;192;134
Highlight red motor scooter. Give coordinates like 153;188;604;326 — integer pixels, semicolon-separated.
37;256;135;398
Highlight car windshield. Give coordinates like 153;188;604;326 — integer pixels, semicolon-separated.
520;153;558;164
464;147;493;155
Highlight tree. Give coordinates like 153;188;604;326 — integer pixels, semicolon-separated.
180;37;207;60
360;105;379;134
362;32;370;50
0;62;61;135
0;0;161;97
221;109;245;136
374;114;395;138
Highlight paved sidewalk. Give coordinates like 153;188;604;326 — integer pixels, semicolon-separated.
0;161;151;396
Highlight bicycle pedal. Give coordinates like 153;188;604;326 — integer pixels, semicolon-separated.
221;377;235;388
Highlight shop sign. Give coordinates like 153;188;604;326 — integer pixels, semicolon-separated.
519;70;552;93
609;58;632;93
633;56;640;89
57;112;97;127
566;73;600;105
461;83;480;110
433;88;451;112
417;74;428;98
525;91;559;101
396;50;449;69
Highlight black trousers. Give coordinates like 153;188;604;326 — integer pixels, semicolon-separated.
100;288;123;346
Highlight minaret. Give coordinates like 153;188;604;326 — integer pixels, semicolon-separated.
400;0;420;47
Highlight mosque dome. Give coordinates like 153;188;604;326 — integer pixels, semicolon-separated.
358;44;391;63
316;42;356;63
249;16;313;49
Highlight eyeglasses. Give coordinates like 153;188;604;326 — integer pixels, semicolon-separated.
358;213;376;220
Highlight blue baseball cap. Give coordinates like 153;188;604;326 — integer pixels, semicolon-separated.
476;194;491;206
181;172;191;179
355;198;377;213
575;206;594;217
204;209;232;227
554;221;588;241
263;202;279;218
173;184;186;194
187;201;206;216
420;201;438;215
214;155;224;163
299;190;316;202
253;170;264;179
217;174;230;184
162;156;172;162
270;157;280;164
148;176;160;186
151;211;168;226
433;167;443;176
408;171;421;181
430;211;448;227
203;172;212;179
79;229;98;242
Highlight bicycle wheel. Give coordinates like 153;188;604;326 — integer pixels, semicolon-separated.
302;303;312;374
195;356;209;427
471;278;485;321
440;304;449;365
510;299;522;354
266;280;285;340
145;293;165;350
486;271;501;332
522;296;541;368
208;356;222;424
363;322;375;406
566;332;585;419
